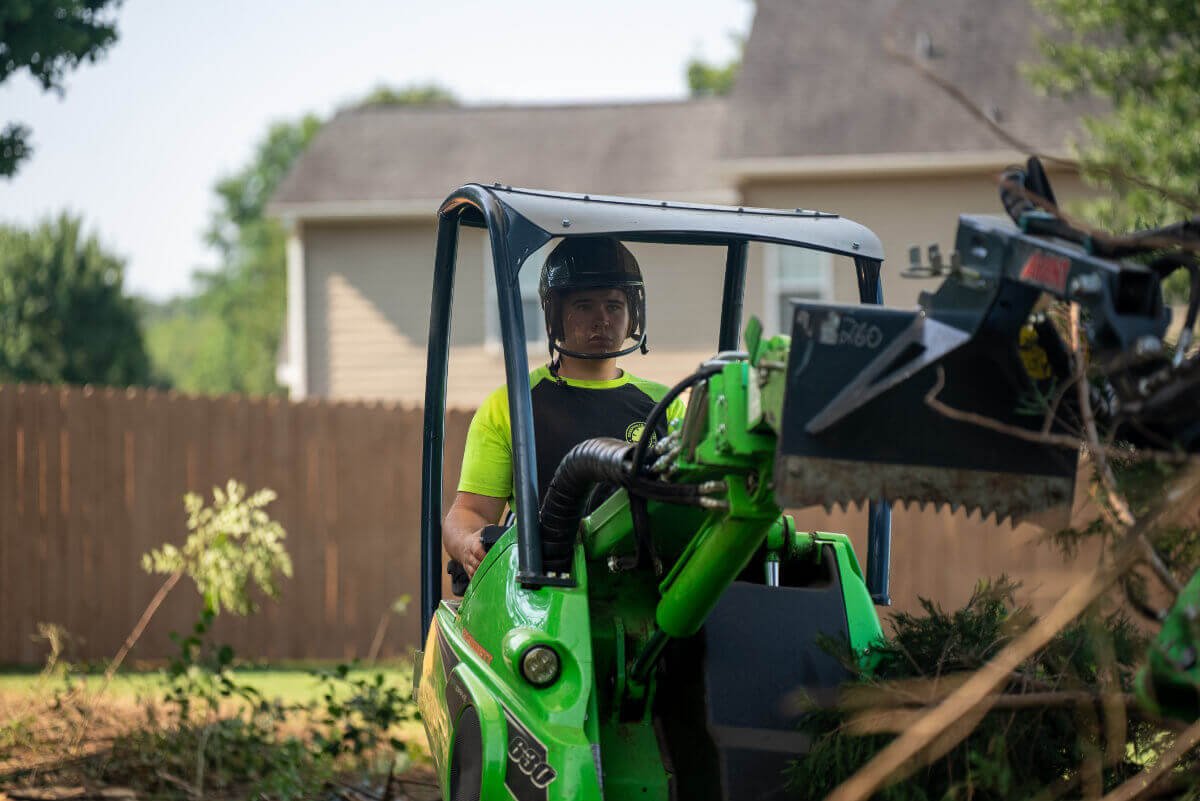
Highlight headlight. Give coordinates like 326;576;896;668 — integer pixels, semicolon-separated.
520;645;561;687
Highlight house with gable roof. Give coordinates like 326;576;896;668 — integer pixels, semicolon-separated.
269;0;1096;405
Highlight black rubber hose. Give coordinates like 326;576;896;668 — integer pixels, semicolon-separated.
539;437;635;572
537;437;712;572
540;358;732;574
627;361;726;569
999;159;1083;244
999;164;1036;225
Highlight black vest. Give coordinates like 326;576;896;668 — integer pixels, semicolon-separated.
530;377;669;504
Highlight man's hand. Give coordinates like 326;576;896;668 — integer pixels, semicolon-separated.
443;491;507;577
448;527;488;575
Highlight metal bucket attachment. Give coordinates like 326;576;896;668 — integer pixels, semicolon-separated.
774;301;1077;522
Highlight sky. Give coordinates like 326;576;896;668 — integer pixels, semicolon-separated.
0;0;754;301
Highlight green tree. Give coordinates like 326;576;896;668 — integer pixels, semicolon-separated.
146;84;459;396
686;55;740;97
356;82;457;108
145;114;323;395
686;12;750;98
1027;0;1200;232
0;0;123;177
0;214;150;386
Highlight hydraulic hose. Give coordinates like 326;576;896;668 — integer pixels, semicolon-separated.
629;361;727;478
539;437;633;572
626;359;729;569
537;436;719;572
540;357;741;573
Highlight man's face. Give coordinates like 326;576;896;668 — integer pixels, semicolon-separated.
560;288;631;355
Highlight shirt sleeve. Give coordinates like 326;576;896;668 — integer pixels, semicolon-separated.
666;396;687;427
457;387;513;499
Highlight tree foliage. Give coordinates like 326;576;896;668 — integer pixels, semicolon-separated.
0;213;150;386
0;0;123;177
686;49;741;97
145;115;322;395
1027;0;1200;233
142;479;292;616
145;84;459;396
355;82;456;108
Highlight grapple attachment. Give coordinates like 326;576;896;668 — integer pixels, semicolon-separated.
775;197;1191;522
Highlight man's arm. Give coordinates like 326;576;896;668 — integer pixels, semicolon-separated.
443;491;508;576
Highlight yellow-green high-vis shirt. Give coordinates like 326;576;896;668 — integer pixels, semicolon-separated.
458;365;686;503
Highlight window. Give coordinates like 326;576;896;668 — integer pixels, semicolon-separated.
765;244;834;334
485;238;552;348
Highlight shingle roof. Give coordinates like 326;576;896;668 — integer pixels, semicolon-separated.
272;0;1102;212
722;0;1101;159
271;99;730;209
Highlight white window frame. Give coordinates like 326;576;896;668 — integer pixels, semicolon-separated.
763;243;835;335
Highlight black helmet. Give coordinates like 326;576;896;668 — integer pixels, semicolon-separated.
538;236;648;363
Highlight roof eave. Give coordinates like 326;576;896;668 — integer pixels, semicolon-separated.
267;199;443;225
720;149;1077;183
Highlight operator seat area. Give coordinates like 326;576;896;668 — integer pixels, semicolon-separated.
658;544;853;801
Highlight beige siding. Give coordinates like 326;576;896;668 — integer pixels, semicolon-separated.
301;169;1092;402
628;242;730;349
742;170;1091;308
302;218;733;403
305;220;486;399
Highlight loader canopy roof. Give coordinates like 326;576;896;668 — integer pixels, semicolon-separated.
441;184;885;261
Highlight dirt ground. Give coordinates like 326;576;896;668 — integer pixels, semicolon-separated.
0;690;440;801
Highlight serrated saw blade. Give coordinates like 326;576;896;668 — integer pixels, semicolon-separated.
775;454;1071;523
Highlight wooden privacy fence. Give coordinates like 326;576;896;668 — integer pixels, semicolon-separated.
1;383;1090;665
0;383;472;664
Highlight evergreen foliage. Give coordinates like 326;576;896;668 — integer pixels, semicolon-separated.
0;213;150;386
1054;458;1200;621
788;579;1180;801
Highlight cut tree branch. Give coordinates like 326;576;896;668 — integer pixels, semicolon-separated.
821;462;1200;801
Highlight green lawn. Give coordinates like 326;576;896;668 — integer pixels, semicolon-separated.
0;663;413;705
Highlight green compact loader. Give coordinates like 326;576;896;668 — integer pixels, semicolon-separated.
416;185;894;801
415;169;1199;800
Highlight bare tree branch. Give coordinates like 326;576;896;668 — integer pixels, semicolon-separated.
924;365;1082;450
881;35;1200;215
1070;304;1184;596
